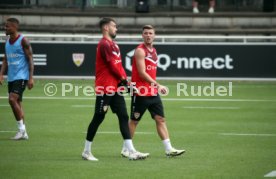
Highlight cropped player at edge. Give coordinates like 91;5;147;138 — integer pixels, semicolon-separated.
0;17;34;140
121;25;185;157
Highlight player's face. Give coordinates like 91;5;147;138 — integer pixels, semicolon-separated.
4;21;17;36
107;21;117;39
142;29;155;45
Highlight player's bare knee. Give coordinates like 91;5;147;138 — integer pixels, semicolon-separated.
154;115;165;123
8;95;18;105
130;119;139;125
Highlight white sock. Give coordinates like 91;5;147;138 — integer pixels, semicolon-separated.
162;139;173;151
84;140;92;152
17;119;25;131
124;139;136;152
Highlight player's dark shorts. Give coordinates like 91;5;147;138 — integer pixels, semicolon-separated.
195;0;208;4
94;93;128;115
130;94;165;121
8;79;28;102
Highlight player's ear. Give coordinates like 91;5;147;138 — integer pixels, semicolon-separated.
103;24;109;31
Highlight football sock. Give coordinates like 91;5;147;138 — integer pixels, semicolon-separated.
124;139;136;152
162;138;173;151
84;140;92;152
17;119;25;131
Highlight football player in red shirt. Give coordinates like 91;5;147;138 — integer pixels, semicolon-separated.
122;25;185;157
82;17;148;161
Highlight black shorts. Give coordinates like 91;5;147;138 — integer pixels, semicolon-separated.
94;93;128;115
8;79;28;102
195;0;208;4
130;94;165;121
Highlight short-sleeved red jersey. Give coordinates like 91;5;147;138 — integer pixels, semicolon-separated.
95;37;127;94
131;43;158;96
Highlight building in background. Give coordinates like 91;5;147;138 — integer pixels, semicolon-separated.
0;0;273;12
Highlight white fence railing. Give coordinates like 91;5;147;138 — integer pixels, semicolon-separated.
1;34;276;44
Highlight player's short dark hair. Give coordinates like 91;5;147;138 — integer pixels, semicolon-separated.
142;25;155;31
99;17;116;29
6;17;19;25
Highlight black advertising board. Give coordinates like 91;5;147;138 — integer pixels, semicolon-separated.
1;42;276;78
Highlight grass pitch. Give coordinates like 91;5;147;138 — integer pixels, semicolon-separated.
0;79;276;179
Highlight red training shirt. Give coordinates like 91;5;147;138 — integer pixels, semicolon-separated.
131;43;158;96
95;37;127;94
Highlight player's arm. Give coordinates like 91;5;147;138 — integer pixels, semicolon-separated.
135;48;167;93
22;38;34;89
101;43;126;81
0;54;7;85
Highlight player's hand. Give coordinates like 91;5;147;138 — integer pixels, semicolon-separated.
27;78;34;90
157;84;168;95
118;79;128;87
117;79;139;94
0;75;4;85
118;79;129;93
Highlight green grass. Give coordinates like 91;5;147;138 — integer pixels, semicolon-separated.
0;79;276;179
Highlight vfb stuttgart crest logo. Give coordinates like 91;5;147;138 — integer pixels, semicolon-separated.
72;53;85;67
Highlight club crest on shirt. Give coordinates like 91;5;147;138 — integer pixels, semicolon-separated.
134;112;140;119
72;53;85;67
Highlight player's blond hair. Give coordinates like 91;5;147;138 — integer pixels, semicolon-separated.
142;25;155;32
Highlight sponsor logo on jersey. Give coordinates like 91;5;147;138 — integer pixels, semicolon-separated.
114;59;122;64
146;65;157;71
8;61;20;65
7;53;19;58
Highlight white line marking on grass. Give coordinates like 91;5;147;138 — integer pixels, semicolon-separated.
1;96;276;102
71;105;94;108
99;131;154;135
220;133;276;137
182;106;240;110
83;131;154;135
164;98;276;102
2;96;97;100
0;104;9;107
264;170;276;177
